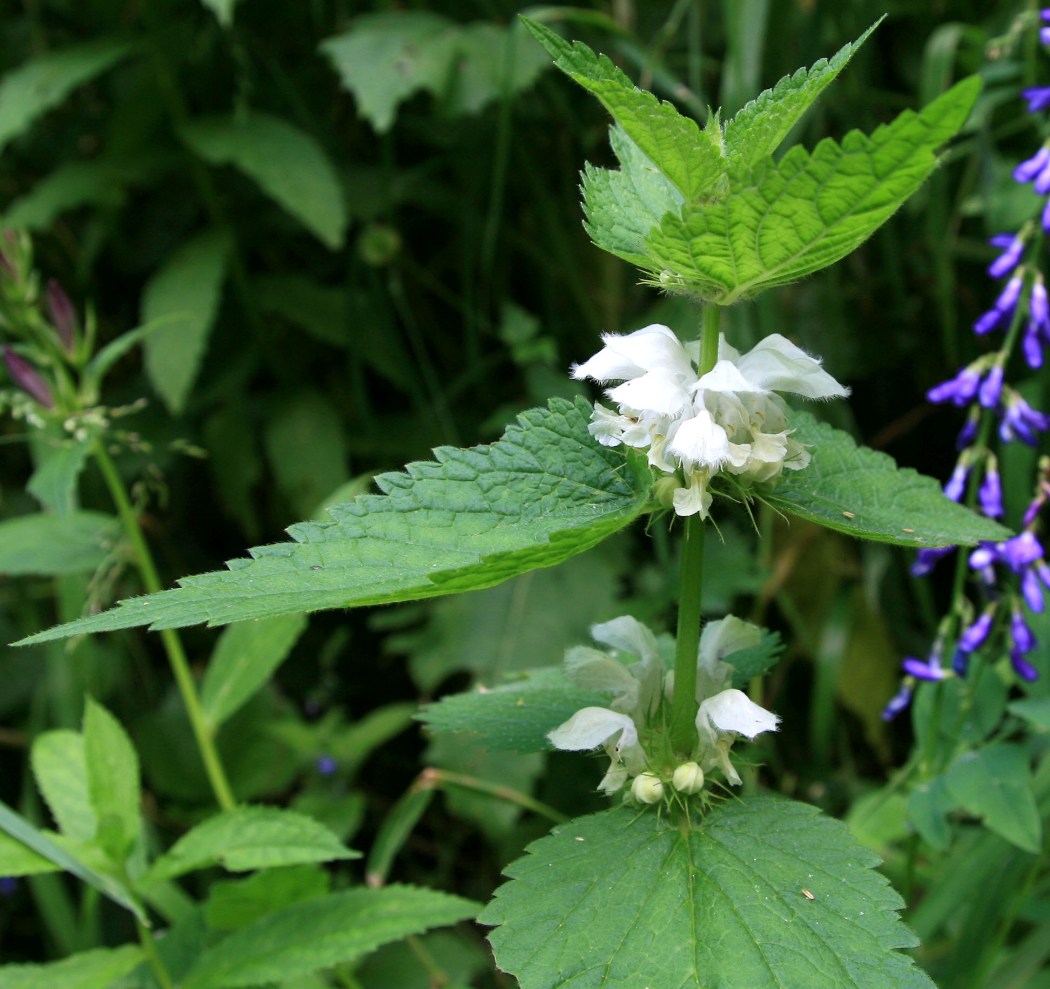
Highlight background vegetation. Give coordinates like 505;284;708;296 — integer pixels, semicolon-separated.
1;2;1046;987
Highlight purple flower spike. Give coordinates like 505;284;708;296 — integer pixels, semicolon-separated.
1010;648;1040;681
979;365;1005;408
1011;608;1037;652
944;461;970;501
881;683;913;721
958;610;995;653
928;365;981;406
902;655;949;681
1015;147;1050;182
911;545;954;577
1023;86;1050;113
2;346;53;408
979;462;1004;518
988;234;1025;277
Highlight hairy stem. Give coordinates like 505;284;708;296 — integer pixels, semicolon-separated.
92;441;236;811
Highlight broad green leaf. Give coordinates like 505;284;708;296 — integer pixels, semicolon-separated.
522;18;725;201
17;399;651;643
182;885;478;989
0;40;132;155
581;125;684;267
27;434;92;516
180;112;347;248
447;21;550;115
763;411;1010;547
0;945;143;989
201;614;308;728
646;76;981;302
906;776;954;851
204;865;331;931
0;800;146;922
723;22;880;168
1009;696;1050;730
483;797;935;989
944;744;1042;853
84;315;181;394
142;228;231;414
83;698;141;863
31;730;96;841
0;511;117;576
144;806;359;882
0;830;60;876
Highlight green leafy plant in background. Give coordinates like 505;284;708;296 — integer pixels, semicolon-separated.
0;7;1016;987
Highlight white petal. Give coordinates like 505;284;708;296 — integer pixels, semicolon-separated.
607;370;692;417
591;616;660;661
548;707;638;752
587;403;628;446
699;617;762;671
572;325;692;383
668;410;733;469
695;359;759;394
672;473;713;518
734;334;849;399
697;688;780;739
564;646;639;699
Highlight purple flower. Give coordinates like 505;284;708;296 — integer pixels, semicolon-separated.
1000;393;1050;445
911;545;954;577
1002;531;1044;571
316;754;338;776
1042;197;1050;232
1015;146;1050;182
881;683;913;721
45;279;78;354
1023;321;1044;368
2;346;53;408
957;413;979;449
902;655;950;681
1011;608;1037;652
0;877;16;897
1041;26;1050;46
1011;647;1040;681
988;233;1025;277
979;365;1005;408
1022;568;1046;612
944;461;970;501
958;610;995;653
1031;279;1049;326
928;364;982;406
1023;86;1050;113
979;461;1004;518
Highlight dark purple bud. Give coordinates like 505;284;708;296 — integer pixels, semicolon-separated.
1024;86;1050;113
996;274;1024;314
958;610;995;653
979;462;1004;518
1015;147;1050;182
1023;494;1045;528
3;346;53;407
1011;608;1037;652
957;414;979;450
1010;647;1040;681
988;234;1025;277
952;648;970;676
902;656;949;681
1022;568;1045;612
1023;322;1044;368
944;461;970;501
0;877;16;897
881;683;913;721
928;365;981;406
911;545;954;577
316;754;338;776
978;365;1005;408
45;279;78;354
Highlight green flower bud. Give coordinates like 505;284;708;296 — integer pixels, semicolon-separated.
671;761;705;794
630;772;664;805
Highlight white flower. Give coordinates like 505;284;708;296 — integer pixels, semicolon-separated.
572;324;848;518
695;688;780;786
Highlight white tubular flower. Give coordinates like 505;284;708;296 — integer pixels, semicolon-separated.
695;688;780;787
571;325;847;519
548;706;638;753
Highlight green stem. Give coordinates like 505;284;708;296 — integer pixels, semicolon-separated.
137;920;175;989
669;304;721;754
92;441;236;812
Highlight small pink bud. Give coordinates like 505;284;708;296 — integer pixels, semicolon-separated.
3;345;53;408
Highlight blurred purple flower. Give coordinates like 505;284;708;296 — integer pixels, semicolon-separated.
3;346;52;408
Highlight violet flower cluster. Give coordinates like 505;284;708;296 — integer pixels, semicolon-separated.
885;49;1050;718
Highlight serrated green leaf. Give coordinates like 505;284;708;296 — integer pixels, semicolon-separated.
142;228;230;414
17;399;650;643
83;699;141;863
0;945;144;989
0;799;146;922
31;730;96;841
723;22;880;168
181;112;346;247
522;18;724;201
204;865;331;932
483;797;935;989
646;76;982;302
944;744;1042;853
0;511;117;576
763;411;1010;547
201;614;308;728
144;806;359;882
0;40;133;155
182;885;478;989
419;667;607;753
581;125;684;267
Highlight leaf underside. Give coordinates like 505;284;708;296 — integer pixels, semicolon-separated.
483;797;935;989
766;412;1011;548
16;399;650;644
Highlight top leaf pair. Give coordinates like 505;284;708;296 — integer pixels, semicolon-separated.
524;18;980;305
